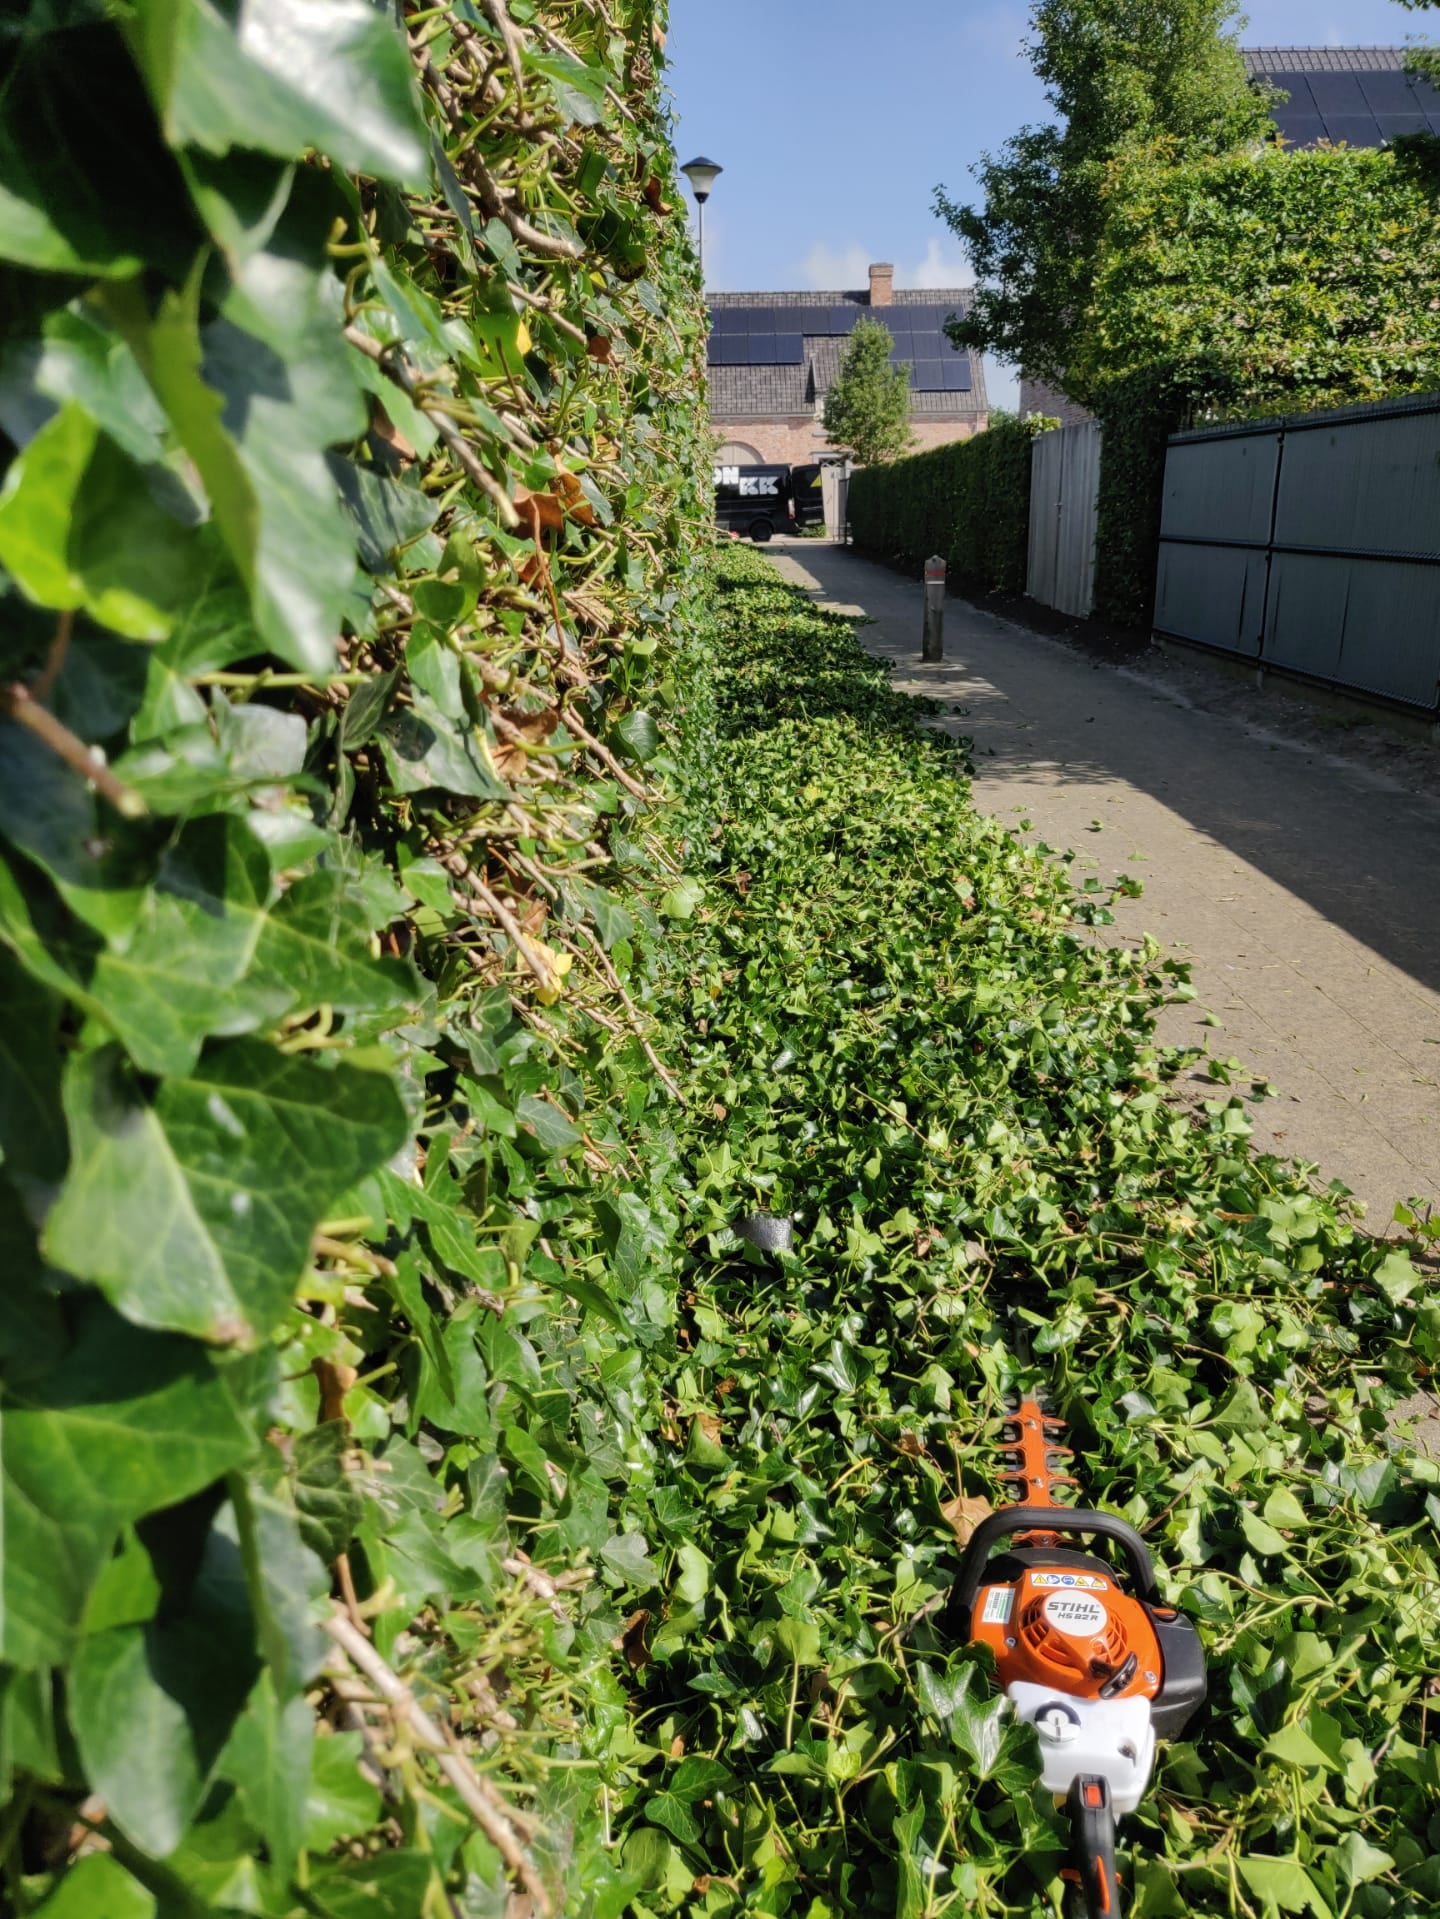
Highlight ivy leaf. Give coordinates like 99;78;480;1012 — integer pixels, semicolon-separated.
195;225;367;673
1240;1506;1289;1559
0;403;208;640
1263;1721;1333;1771
600;1531;659;1591
378;693;509;797
328;455;439;574
249;868;420;1022
128;0;428;188
516;1093;582;1152
68;1505;260;1856
289;1422;366;1562
660;877;705;921
0;948;67;1199
644;1790;699;1847
1237;1855;1334;1917
948;1668;1011;1780
303;1732;383;1852
308;1850;436;1918
1;1302;253;1668
221;1670;314;1884
45;1042;408;1346
230;1479;328;1698
615;709;661;763
526;50;608;127
26;1855;155;1919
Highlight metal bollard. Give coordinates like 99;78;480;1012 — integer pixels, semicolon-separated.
922;554;946;662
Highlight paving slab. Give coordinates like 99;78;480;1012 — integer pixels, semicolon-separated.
768;540;1440;1229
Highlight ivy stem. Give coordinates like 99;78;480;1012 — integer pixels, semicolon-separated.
2;680;147;818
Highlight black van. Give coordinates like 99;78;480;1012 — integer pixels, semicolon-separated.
713;463;794;542
790;463;825;530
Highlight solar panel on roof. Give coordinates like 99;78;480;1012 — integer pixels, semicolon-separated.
772;334;804;365
748;333;775;361
910;361;943;391
828;306;859;333
1307;72;1367;112
1321;112;1384;145
709;308;746;332
1266;74;1315;109
1358;71;1420;111
1272;109;1325;145
1375;112;1429;139
942;359;973;392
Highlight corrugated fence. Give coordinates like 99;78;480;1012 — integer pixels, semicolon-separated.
1155;391;1440;712
1027;420;1102;619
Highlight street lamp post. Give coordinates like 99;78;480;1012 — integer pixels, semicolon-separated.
679;156;722;284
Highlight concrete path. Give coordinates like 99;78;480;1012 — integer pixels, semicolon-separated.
769;541;1440;1229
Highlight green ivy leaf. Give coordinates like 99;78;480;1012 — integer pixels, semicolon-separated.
307;1850;437;1918
45;1042;408;1346
303;1732;383;1853
220;1670;314;1884
1237;1855;1334;1917
68;1506;260;1855
615;709;661;762
128;0;428;188
29;1855;155;1919
1;1303;253;1667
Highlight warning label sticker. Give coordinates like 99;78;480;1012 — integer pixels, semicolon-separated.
1042;1592;1108;1636
981;1586;1015;1626
1031;1572;1109;1592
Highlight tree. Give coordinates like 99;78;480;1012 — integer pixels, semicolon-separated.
935;0;1273;392
822;318;915;465
1400;0;1440;83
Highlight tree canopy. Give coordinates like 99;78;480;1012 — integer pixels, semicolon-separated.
936;0;1272;390
821;317;915;466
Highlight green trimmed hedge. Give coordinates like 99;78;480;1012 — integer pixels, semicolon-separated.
847;414;1055;595
1081;142;1440;626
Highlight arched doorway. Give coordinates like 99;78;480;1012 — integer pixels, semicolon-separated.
716;440;763;465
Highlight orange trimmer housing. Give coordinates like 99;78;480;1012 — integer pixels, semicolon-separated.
969;1401;1163;1706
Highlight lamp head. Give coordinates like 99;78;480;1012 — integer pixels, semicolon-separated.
680;156;723;205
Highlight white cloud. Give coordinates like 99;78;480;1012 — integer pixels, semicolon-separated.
799;242;874;290
896;238;972;290
796;237;974;293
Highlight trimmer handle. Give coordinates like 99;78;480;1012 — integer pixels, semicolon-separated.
953;1506;1162;1615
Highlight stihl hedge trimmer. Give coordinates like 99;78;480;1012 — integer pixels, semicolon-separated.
949;1401;1207;1917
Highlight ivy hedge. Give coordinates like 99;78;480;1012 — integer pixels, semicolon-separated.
628;546;1440;1917
0;1;711;1911
847;415;1054;596
1079;143;1440;625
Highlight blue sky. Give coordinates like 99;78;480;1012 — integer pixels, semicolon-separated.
665;0;1433;408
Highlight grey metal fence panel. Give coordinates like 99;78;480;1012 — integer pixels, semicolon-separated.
1154;541;1268;657
1265;553;1440;707
1160;431;1280;548
1027;421;1101;618
1156;392;1440;710
1273;410;1440;561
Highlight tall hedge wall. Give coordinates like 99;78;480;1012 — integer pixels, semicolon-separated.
1082;142;1440;625
847;415;1055;596
0;1;709;1910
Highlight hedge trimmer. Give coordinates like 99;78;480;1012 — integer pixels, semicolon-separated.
949;1400;1207;1918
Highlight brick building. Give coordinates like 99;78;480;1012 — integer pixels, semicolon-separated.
706;263;988;468
1018;46;1440;425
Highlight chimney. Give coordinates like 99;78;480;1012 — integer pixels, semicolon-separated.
868;262;894;307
